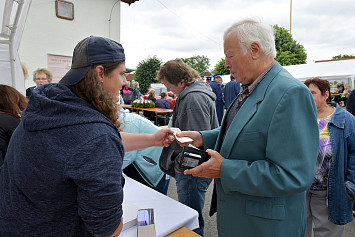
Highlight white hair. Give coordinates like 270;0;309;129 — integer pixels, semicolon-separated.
224;19;276;58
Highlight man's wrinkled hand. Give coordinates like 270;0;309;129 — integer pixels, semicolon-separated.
176;131;203;148
184;149;224;179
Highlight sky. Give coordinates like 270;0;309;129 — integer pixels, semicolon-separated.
120;0;355;71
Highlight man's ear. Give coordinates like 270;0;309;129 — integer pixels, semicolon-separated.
179;79;186;88
250;42;261;59
95;65;105;82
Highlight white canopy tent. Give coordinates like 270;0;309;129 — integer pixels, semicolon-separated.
220;60;355;90
0;0;31;94
283;59;355;89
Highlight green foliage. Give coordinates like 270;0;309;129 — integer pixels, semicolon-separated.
273;25;307;66
181;55;210;74
332;54;355;60
131;99;155;108
213;58;230;75
134;56;162;92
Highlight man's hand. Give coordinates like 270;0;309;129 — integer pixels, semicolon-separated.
184;149;224;179
176;131;204;148
153;128;175;147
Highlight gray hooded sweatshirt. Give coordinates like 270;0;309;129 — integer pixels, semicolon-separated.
167;80;219;173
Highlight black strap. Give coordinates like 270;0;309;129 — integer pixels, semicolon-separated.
209;182;217;216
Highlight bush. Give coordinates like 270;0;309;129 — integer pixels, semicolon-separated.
131;99;155;108
134;56;162;92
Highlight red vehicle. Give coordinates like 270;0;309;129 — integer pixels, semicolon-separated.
143;85;176;109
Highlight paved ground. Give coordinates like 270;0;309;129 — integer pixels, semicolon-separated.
167;179;355;237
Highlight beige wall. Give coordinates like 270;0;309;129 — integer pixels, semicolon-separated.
20;0;122;88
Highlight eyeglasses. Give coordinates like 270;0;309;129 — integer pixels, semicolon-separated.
35;78;48;81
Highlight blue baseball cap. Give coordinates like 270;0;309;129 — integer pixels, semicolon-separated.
59;36;125;86
213;73;221;78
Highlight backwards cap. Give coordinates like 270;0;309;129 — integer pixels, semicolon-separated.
59;36;125;85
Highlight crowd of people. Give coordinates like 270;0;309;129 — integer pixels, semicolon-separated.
0;18;354;237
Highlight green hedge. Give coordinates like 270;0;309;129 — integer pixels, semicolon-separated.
131;99;155;108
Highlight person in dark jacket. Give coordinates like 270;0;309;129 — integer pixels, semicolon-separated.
0;36;173;236
155;91;171;125
224;74;241;109
0;85;28;165
144;89;157;121
131;81;141;101
346;89;355;116
155;92;170;109
209;73;225;125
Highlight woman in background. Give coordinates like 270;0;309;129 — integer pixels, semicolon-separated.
131;81;141;101
144;89;157;121
304;78;355;237
26;68;53;98
121;81;133;105
0;85;28;165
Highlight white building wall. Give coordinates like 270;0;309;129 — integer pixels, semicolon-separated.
19;0;122;89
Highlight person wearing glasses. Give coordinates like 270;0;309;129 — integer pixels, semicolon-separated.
26;68;53;98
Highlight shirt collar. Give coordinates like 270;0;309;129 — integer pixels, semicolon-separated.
238;60;276;101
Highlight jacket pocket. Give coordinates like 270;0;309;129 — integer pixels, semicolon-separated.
246;199;285;220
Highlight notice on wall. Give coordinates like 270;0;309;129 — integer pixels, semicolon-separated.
48;54;72;83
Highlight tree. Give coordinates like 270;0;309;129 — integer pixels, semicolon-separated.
273;25;307;66
134;56;162;92
213;58;230;75
332;54;355;60
181;55;210;74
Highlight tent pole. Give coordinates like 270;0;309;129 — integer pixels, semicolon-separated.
9;0;25;88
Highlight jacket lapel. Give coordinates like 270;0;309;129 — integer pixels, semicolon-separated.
217;62;283;157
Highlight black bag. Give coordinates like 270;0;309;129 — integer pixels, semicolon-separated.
159;143;180;177
122;91;133;105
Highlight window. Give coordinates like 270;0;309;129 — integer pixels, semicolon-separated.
55;0;74;21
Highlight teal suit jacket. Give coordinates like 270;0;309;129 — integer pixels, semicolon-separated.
201;62;319;237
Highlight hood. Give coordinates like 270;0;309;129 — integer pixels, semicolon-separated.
179;81;216;101
22;83;115;132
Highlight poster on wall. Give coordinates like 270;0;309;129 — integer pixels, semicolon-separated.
48;54;72;83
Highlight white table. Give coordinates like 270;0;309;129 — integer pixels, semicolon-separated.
120;177;199;237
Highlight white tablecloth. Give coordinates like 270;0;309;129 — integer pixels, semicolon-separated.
120;177;199;237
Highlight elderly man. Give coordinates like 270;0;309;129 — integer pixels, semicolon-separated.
180;19;319;237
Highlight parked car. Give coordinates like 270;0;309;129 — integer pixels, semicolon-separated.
143;86;176;109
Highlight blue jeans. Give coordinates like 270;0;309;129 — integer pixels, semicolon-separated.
175;172;212;236
155;174;170;195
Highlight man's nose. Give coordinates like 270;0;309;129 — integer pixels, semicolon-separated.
224;59;231;69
